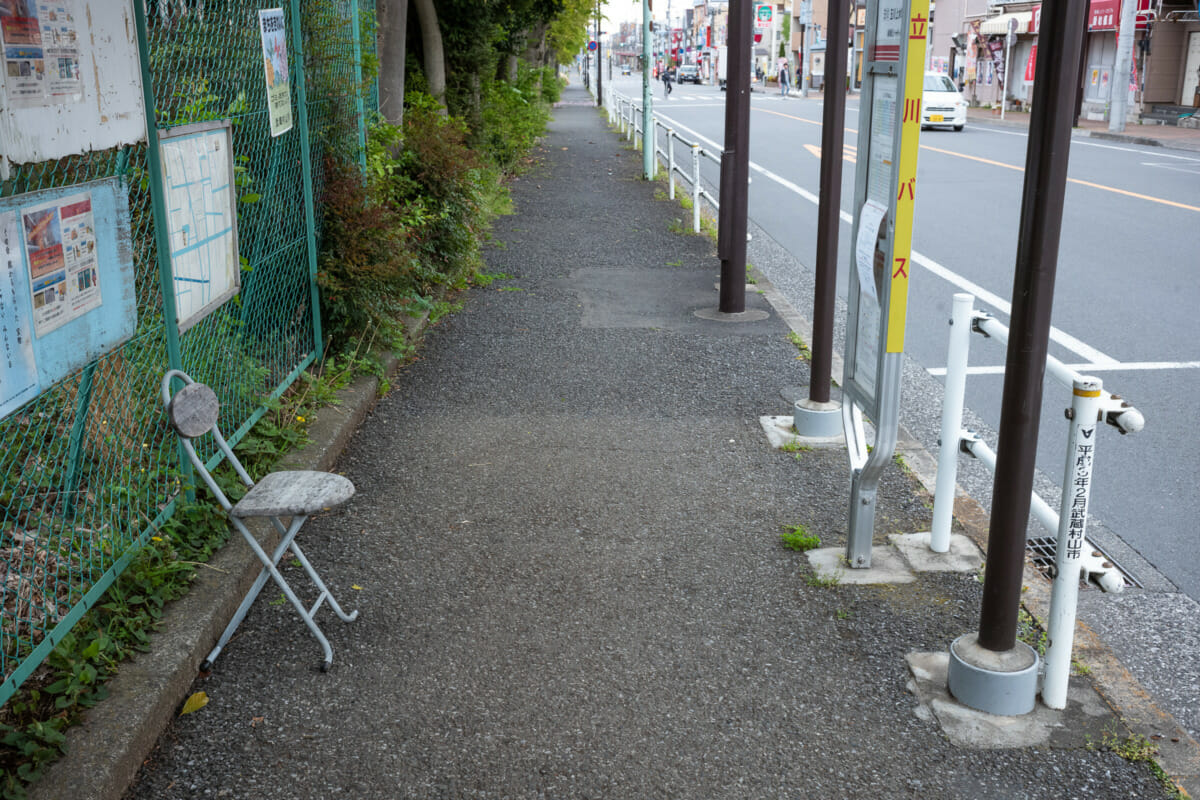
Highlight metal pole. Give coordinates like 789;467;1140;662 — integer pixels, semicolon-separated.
1073;0;1090;127
692;144;702;233
801;23;811;98
1001;31;1011;121
1109;0;1137;132
289;0;324;360
133;0;194;500
931;293;975;552
717;0;751;314
978;0;1088;653
809;0;849;404
1042;377;1103;709
643;0;654;179
350;0;366;174
596;1;603;108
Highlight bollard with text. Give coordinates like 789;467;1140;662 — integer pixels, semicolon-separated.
840;0;928;568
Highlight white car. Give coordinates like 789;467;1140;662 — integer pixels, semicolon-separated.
922;73;967;131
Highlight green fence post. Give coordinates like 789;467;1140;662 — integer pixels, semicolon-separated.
133;0;195;501
352;0;367;173
290;0;324;360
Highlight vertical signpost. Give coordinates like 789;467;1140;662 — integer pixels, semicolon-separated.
840;0;928;568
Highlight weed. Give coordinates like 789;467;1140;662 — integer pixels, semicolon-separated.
666;259;683;267
1016;608;1048;656
473;271;514;287
498;286;525;292
781;523;820;552
667;218;688;235
745;263;757;284
786;331;811;360
836;609;854;620
806;571;841;588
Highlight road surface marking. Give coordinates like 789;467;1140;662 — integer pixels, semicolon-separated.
977;126;1200;162
919;144;1200;213
927;361;1200;377
654;112;1121;366
750;109;1200;211
802;143;857;163
1140;162;1200;175
754;106;859;135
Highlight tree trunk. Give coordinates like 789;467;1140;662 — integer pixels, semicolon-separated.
376;0;408;125
411;0;446;110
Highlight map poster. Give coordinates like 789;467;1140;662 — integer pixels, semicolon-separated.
159;121;239;333
0;0;82;108
259;8;292;137
22;190;101;337
0;210;40;421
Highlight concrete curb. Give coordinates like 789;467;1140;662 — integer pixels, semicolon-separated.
30;316;428;800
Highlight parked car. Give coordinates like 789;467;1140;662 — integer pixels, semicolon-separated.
677;64;701;84
922;73;967;131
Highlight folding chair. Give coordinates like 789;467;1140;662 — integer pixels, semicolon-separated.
161;369;359;672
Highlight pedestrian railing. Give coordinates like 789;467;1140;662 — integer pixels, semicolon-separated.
606;89;721;234
933;293;1146;707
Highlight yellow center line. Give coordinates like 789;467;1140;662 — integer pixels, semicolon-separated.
761;108;1200;214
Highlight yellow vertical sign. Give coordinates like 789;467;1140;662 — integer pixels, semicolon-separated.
885;0;929;353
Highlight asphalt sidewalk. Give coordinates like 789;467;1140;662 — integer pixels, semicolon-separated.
33;83;1197;799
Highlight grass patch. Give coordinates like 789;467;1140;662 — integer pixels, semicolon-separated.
781;523;820;552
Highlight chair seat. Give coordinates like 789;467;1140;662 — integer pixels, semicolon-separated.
231;470;355;518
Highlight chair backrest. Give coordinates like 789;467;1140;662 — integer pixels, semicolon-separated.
166;381;220;439
161;369;255;510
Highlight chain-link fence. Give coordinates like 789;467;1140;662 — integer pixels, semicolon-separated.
0;0;375;706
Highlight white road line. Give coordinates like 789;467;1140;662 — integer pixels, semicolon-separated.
657;112;1122;366
976;126;1200;161
927;361;1200;376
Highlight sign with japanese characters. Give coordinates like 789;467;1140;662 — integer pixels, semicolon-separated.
0;0;144;164
0;177;136;420
259;8;293;137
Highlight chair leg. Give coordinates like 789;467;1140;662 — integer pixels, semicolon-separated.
288;540;359;623
206;515;357;672
202;518;302;670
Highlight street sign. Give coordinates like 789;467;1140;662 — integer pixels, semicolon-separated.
841;0;930;567
798;0;814;26
587;40;597;51
756;4;773;28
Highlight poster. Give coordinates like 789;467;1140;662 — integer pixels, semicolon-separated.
867;76;897;206
22;191;100;337
0;179;135;411
0;0;82;108
259;8;292;137
0;210;40;420
159;122;239;332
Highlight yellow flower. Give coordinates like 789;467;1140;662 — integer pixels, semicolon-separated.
296;416;306;423
152;536;162;542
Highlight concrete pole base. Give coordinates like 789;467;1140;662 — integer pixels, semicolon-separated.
947;633;1040;716
792;397;842;438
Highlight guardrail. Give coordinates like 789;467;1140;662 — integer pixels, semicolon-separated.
606;89;721;234
932;293;1146;709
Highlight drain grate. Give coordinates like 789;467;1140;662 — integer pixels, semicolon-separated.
1026;536;1142;590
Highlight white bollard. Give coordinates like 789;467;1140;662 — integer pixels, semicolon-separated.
691;145;702;233
1042;376;1103;710
931;294;975;552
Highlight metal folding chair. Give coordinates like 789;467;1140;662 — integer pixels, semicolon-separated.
161;369;359;672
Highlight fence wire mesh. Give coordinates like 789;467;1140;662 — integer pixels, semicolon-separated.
0;0;374;705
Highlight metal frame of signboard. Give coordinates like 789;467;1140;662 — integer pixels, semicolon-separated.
841;0;929;567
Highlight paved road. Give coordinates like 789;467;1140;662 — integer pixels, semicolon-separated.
608;75;1200;603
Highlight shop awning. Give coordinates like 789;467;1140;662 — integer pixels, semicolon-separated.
979;11;1033;35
